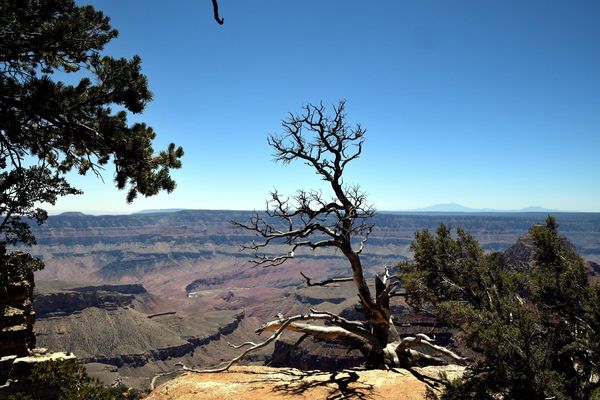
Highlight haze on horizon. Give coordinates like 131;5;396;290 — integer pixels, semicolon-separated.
47;1;600;214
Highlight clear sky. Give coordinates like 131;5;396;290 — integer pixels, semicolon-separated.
49;0;600;213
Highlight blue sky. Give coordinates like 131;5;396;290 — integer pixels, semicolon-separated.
51;0;600;213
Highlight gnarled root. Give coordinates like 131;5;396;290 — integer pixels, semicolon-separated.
393;334;468;367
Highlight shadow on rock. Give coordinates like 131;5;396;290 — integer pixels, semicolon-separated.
270;368;375;400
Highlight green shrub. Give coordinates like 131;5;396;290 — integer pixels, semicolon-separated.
400;217;600;399
7;360;142;400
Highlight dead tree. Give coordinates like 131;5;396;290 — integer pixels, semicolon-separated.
194;101;466;373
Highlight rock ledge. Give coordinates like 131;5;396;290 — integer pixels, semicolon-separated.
146;365;464;400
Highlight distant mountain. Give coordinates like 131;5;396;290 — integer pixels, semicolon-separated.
57;211;87;217
407;203;562;213
134;208;189;214
516;206;560;212
411;203;490;212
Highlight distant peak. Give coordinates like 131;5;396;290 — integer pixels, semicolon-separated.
134;208;188;214
409;203;563;213
57;211;86;217
517;206;556;212
412;203;477;212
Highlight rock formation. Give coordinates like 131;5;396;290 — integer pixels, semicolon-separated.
145;365;466;400
1;272;35;357
1;274;76;398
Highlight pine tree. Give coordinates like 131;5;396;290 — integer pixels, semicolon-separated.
400;217;600;399
0;0;183;282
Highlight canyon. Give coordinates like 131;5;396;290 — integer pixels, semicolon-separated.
26;210;600;388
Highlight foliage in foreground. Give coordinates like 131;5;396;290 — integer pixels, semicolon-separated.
401;216;600;399
6;360;143;400
0;0;183;282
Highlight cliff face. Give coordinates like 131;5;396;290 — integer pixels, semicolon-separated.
34;283;244;365
1;273;35;357
1;273;86;397
501;231;600;281
74;311;246;368
33;285;144;316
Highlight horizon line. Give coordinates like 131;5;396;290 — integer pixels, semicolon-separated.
46;208;600;216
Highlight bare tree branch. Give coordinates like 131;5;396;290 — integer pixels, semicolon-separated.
257;312;378;348
150;368;186;391
397;334;468;365
211;0;224;24
227;341;257;349
300;272;353;287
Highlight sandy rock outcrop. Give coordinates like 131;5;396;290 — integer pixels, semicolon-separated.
146;365;464;400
